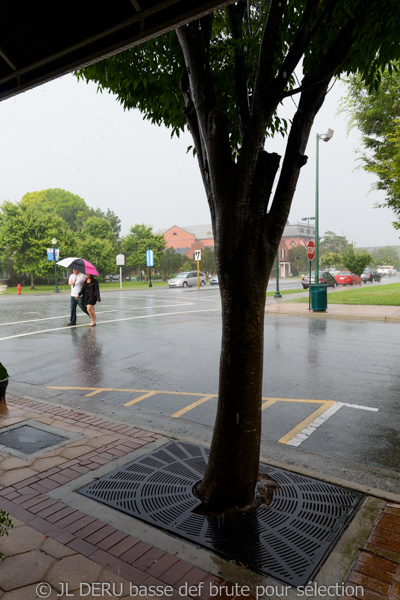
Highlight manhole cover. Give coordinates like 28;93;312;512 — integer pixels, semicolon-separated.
78;441;363;586
0;420;84;459
0;425;67;454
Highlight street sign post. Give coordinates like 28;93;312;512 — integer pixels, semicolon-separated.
146;249;154;288
116;254;125;290
306;240;315;260
194;250;201;288
306;240;315;311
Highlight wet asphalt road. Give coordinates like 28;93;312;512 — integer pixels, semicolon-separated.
1;286;399;493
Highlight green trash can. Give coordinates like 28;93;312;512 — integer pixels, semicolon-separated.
310;284;328;311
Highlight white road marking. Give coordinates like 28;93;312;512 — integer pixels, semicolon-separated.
0;311;118;327
0;308;220;341
286;401;378;446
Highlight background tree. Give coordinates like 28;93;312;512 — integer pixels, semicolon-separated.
320;231;350;255
342;67;400;230
21;188;88;232
368;246;400;267
77;1;400;514
159;248;185;280
0;201;74;288
200;247;216;275
288;245;308;276
320;251;342;270
121;224;166;273
341;247;371;277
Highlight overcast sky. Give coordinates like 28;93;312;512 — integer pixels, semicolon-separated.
1;73;399;249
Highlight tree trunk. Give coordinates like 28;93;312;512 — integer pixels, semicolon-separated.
196;172;278;514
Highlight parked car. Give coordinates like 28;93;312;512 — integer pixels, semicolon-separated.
301;271;337;289
168;271;206;288
334;271;357;286
210;274;219;285
379;265;395;277
361;268;381;283
105;274;120;282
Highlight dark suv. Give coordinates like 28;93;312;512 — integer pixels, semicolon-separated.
301;271;337;289
361;268;381;283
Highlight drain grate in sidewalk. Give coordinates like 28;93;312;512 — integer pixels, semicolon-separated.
0;420;84;459
78;441;363;587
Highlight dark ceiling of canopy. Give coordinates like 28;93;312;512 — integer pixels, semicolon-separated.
0;0;232;102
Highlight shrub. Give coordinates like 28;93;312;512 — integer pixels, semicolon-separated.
0;510;13;560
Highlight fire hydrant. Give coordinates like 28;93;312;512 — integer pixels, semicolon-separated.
17;283;22;295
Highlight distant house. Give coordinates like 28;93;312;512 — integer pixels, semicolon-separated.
161;225;214;258
278;222;316;277
160;222;314;275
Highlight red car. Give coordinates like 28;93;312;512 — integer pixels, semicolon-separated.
334;271;358;286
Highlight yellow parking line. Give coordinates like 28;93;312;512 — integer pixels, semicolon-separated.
279;400;335;444
85;388;108;397
171;395;216;418
124;391;157;406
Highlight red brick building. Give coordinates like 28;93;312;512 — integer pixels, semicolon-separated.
162;225;214;258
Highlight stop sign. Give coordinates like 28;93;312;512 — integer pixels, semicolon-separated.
306;240;315;260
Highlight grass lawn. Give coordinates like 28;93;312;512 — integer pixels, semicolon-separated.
266;288;304;297
295;282;400;306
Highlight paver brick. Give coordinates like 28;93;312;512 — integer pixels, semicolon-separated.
96;530;129;552
108;536;140;558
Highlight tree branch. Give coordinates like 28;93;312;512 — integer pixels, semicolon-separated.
176;19;233;202
227;2;251;140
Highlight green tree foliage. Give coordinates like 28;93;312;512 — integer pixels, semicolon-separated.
121;224;166;272
200;247;216;275
77;1;400;514
320;231;349;255
341;247;371;276
288;244;308;276
320;251;342;269
21;189;88;232
368;245;400;266
0;510;13;561
0;200;75;288
342;67;400;229
159;247;185;280
0;189;122;284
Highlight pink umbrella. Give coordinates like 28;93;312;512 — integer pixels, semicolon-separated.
57;257;99;276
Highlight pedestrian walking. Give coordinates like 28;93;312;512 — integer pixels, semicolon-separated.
0;363;9;404
68;269;89;326
77;274;101;327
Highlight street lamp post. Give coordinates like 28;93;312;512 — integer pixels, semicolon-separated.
315;129;333;281
274;250;282;298
301;216;315;238
51;237;59;293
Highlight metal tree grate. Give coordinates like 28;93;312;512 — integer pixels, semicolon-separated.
78;441;363;586
0;424;67;454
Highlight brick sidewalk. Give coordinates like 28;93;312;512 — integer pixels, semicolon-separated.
0;395;259;600
1;394;399;600
339;503;400;600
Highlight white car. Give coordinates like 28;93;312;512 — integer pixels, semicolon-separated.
379;265;395;277
168;271;206;288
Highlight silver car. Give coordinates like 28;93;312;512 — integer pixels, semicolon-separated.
168;271;206;288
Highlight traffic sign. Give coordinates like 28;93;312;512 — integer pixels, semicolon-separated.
306;240;315;260
194;250;201;261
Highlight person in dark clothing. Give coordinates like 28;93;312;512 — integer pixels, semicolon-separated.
76;274;101;327
0;363;9;403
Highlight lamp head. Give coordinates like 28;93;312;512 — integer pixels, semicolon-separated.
322;128;334;142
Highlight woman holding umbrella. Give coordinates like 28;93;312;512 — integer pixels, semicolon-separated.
76;273;101;327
